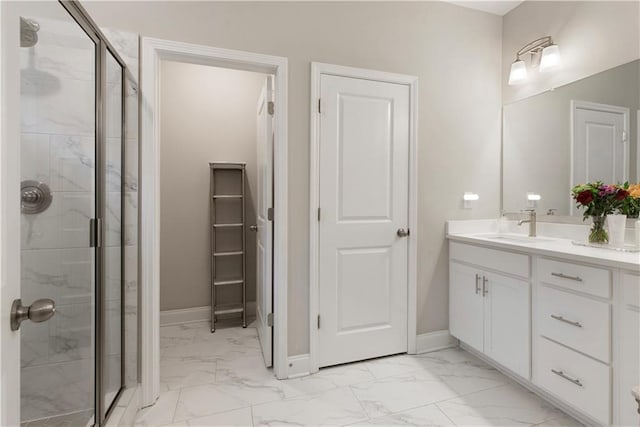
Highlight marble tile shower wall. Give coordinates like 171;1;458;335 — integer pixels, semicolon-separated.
103;25;140;396
19;15;139;422
103;27;140;391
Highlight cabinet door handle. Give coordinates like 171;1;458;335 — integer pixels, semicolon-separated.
551;272;583;282
482;276;489;297
550;314;582;328
475;274;481;295
551;369;583;387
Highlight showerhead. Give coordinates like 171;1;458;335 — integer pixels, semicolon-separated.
20;17;40;48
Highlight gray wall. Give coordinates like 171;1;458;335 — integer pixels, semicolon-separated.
502;1;640;104
159;61;265;311
85;1;503;356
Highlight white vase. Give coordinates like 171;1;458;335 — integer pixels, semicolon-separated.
607;214;627;247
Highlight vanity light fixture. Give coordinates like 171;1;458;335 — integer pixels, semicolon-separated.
463;192;479;209
508;36;561;85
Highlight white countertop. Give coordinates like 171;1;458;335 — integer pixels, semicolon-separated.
446;220;640;272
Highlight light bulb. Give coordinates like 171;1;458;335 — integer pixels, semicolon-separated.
539;44;561;72
508;59;527;85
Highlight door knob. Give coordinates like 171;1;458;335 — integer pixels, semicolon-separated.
396;228;410;237
249;225;258;232
10;298;56;331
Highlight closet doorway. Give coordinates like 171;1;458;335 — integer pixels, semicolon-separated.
140;38;289;407
157;60;273;357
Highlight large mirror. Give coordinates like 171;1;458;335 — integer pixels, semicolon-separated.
502;60;640;216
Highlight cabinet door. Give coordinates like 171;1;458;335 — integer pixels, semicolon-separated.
620;307;640;426
449;262;484;352
484;271;530;379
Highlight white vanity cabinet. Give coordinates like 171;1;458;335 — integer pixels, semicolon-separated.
447;230;640;426
619;272;640;427
449;242;531;379
533;258;613;425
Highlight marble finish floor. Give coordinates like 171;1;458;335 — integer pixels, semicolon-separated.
134;321;584;427
21;410;92;427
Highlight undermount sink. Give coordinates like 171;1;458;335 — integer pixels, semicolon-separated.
481;234;554;243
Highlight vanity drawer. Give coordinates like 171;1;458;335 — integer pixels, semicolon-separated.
622;272;640;309
537;285;610;363
536;337;610;425
450;242;529;278
537;258;611;299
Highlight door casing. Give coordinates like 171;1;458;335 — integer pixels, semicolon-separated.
140;37;289;407
308;62;418;374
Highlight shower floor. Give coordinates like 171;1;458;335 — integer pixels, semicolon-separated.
20;410;92;427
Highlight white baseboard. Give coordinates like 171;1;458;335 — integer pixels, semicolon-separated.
160;302;256;326
415;330;458;354
287;354;311;378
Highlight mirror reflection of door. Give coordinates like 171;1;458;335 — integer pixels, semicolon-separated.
571;101;629;214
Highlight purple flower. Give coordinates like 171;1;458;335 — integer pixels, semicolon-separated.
599;190;606;196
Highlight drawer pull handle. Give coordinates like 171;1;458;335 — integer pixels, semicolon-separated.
550;314;583;328
482;276;489;297
475;274;481;295
551;272;583;282
551;369;583;387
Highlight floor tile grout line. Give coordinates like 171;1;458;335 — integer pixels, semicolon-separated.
170;387;183;424
346;384;373;422
349;382;511;423
434;402;460;426
434;382;509;406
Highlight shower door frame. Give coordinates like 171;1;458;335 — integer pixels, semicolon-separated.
61;1;129;424
0;1;129;425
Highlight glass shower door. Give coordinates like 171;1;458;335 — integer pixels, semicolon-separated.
103;48;124;416
19;3;97;426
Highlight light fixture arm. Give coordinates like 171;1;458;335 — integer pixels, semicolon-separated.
515;36;554;65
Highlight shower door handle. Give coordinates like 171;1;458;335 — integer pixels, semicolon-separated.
10;298;56;331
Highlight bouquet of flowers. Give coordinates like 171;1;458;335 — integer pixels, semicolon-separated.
571;182;628;218
571;182;629;243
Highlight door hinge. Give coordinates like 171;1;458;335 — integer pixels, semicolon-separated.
622;130;628;142
267;207;274;221
268;101;275;116
317;314;321;329
267;312;274;327
318;98;322;114
317;207;321;221
89;218;102;248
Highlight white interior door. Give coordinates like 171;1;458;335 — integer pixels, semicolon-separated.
572;101;629;199
318;74;410;368
255;76;274;367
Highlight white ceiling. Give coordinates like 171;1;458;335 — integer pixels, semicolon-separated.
445;1;524;16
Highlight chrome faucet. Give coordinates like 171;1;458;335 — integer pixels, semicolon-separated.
518;210;537;237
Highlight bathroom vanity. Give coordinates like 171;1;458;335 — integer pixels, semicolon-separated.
447;220;640;426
